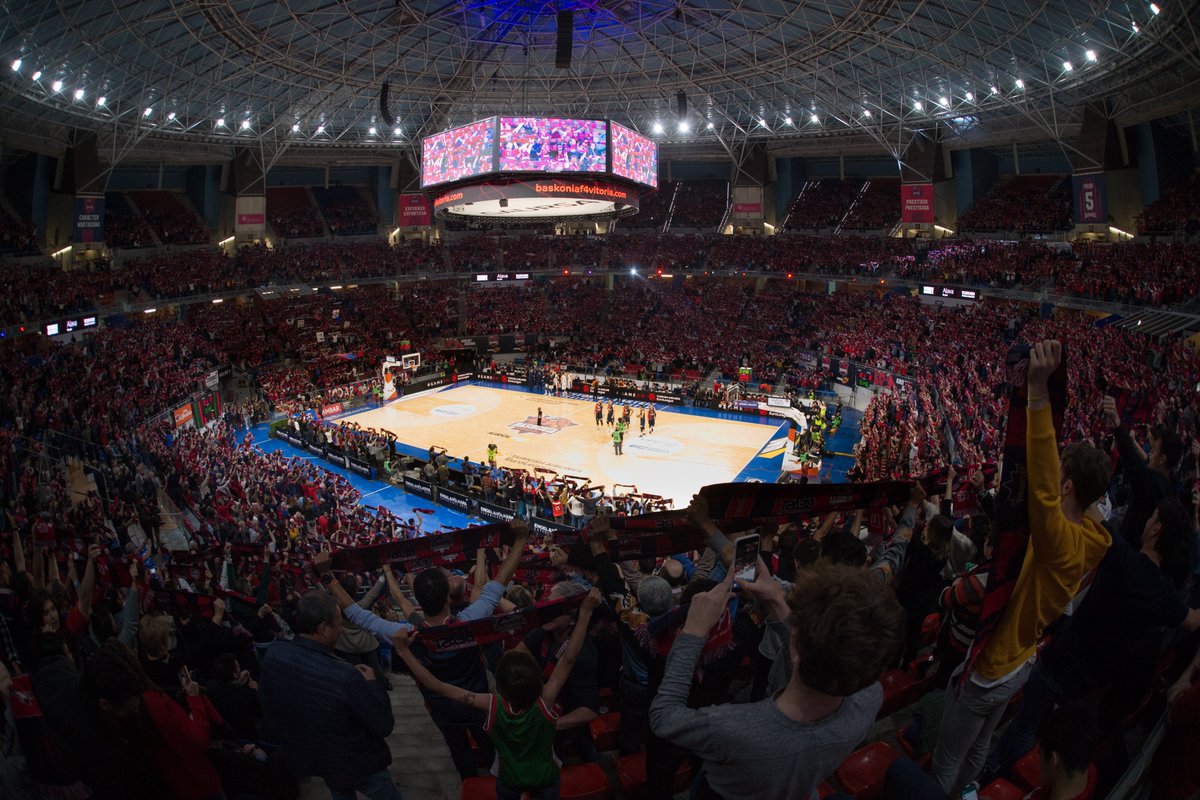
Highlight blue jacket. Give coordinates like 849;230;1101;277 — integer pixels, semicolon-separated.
259;637;394;790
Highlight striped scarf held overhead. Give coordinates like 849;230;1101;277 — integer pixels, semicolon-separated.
958;344;1068;688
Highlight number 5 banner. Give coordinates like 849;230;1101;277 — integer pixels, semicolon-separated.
1072;174;1107;224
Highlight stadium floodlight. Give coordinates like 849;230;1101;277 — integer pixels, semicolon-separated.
651;121;664;134
863;108;872;117
74;88;84;100
368;126;377;135
143;106;152;116
216;117;225;126
965;92;974;101
167;111;175;120
990;85;999;94
1149;3;1160;15
630;267;637;275
913;101;923;111
938;97;949;107
393;126;401;135
706;121;714;129
316;124;325;134
292;123;300;132
1132;20;1140;33
241;119;250;129
784;116;793;125
810;113;819;124
678;120;690;133
1086;50;1097;62
10;59;20;72
1015;78;1025;89
97;96;106;107
51;79;62;92
757;118;768;128
1062;61;1073;72
31;70;41;81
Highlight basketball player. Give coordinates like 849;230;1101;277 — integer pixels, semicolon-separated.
647;404;656;433
606;400;615;428
638;407;646;436
622;404;632;425
595;400;603;428
537;407;543;427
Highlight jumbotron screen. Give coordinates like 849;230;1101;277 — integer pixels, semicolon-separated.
421;118;497;188
611;122;658;189
498;117;607;174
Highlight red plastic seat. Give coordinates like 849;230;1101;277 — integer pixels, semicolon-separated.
817;782;836;798
588;711;621;752
920;612;942;647
834;741;902;800
1013;749;1096;800
980;778;1027;800
461;777;496;800
616;752;693;799
894;729;931;770
559;762;613;800
877;669;920;718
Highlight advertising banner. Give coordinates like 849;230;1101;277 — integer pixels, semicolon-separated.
530;516;574;537
733;203;762;214
476;500;516;525
236;213;265;226
320;403;344;418
173;405;194;428
398;194;433;227
347;455;374;479
438;488;474;516
234;196;266;237
403;476;435;501
73;196;105;244
900;184;934;224
1072;174;1107;225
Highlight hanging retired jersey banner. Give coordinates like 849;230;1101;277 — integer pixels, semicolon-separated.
73;195;105;244
1072;174;1107;225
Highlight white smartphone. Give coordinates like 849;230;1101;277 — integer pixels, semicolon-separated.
733;533;760;585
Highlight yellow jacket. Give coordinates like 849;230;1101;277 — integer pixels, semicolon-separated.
974;403;1112;681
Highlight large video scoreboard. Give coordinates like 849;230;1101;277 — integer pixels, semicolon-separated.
420;117;658;190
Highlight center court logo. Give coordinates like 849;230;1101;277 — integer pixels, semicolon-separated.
509;416;578;436
624;436;683;456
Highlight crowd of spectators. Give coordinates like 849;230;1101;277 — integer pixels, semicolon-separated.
782;179;861;230
0;209;39;255
1137;172;1200;235
957;175;1073;233
0;252;1198;800
669;180;730;229
841;177;902;231
311;186;379;236
621;181;676;230
127;191;211;245
266;187;327;240
6;232;1200;333
103;192;156;249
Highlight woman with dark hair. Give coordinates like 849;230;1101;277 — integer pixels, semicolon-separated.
80;640;226;800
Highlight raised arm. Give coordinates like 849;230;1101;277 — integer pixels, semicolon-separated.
391;629;491;712
542;589;601;708
469;548;487;603
382;564;417;619
1026;340;1075;555
688;494;732;567
11;531;25;577
491;519;529;587
77;544;100;618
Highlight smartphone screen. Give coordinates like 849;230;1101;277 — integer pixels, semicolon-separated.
733;534;760;585
959;784;980;800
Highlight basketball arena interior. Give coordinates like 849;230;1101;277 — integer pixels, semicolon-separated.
1;1;1200;799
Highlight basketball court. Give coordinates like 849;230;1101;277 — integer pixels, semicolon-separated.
343;383;787;506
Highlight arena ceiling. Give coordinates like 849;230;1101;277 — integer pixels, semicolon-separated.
1;0;1199;167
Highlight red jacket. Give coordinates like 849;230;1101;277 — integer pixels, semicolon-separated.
141;690;224;800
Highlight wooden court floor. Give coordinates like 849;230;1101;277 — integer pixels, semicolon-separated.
344;384;780;506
